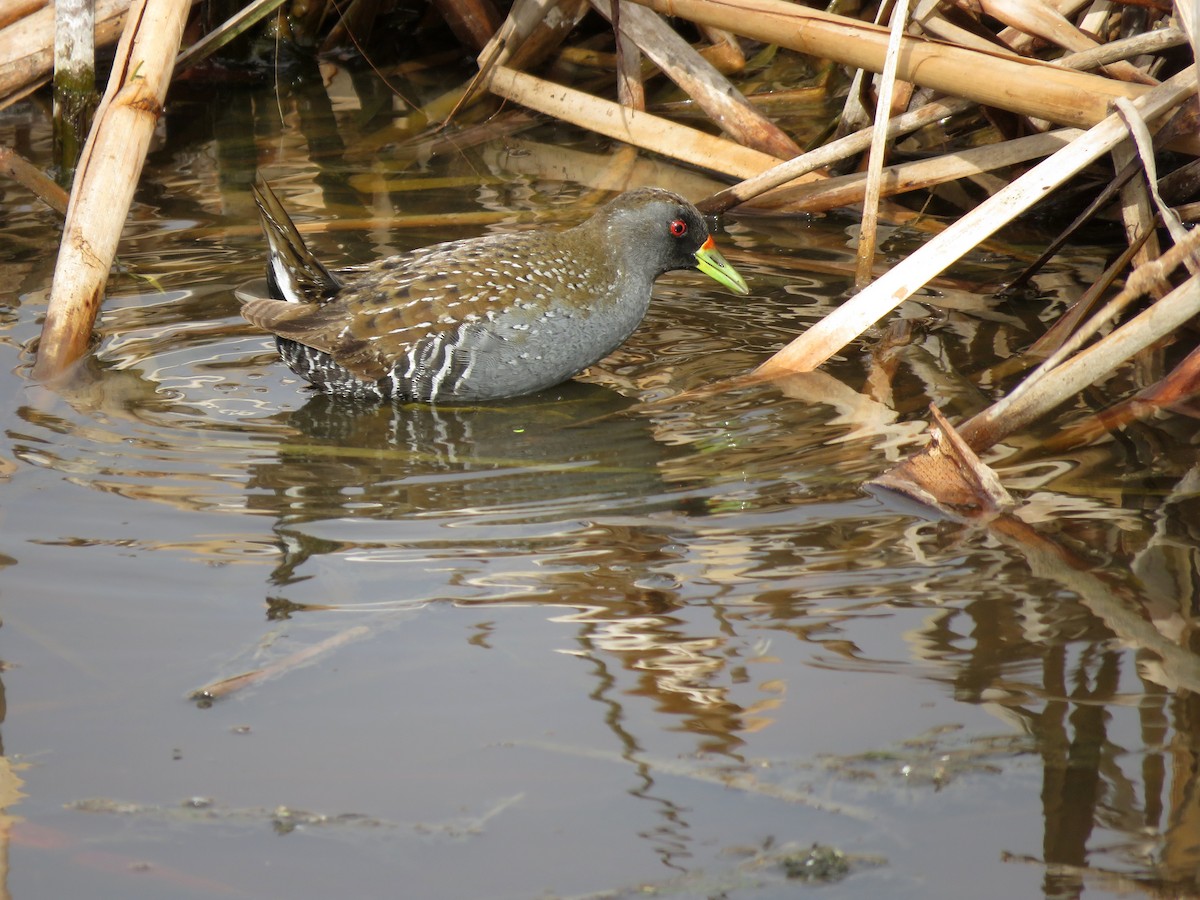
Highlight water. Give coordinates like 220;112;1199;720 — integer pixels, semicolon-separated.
0;58;1197;899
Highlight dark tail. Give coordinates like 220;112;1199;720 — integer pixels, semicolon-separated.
252;181;343;305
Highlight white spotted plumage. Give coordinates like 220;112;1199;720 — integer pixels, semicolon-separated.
243;183;746;402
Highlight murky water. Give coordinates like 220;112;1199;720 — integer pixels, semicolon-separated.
1;57;1198;900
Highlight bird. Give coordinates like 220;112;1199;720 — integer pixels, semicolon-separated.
242;182;749;403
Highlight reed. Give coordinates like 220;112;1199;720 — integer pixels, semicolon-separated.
0;0;1192;514
32;0;191;382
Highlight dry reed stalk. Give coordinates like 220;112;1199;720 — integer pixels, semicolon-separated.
613;0;646;110
0;143;68;214
854;0;909;290
1076;0;1115;45
430;0;504;52
700;96;974;213
912;0;1007;53
1115;96;1196;262
0;0;46;32
1176;1;1199;100
32;0;191;383
479;0;590;72
1111;142;1162;276
174;0;289;71
1047;25;1186;72
591;0;801;158
706;25;1184;214
485;64;782;178
0;0;131;103
964;0;1156;84
1000;0;1102;53
698;25;744;72
754;127;1083;212
753;65;1196;378
447;0;590;123
627;0;1156;130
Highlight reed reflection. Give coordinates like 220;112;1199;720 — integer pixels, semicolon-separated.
888;465;1200;897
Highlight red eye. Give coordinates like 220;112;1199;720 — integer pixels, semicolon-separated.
669;218;688;238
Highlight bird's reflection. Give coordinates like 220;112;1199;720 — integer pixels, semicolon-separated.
245;381;689;528
246;383;763;764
